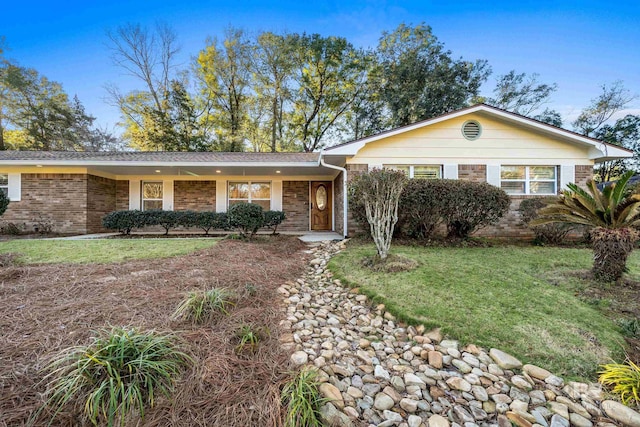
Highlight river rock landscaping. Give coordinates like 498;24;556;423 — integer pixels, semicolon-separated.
280;240;640;427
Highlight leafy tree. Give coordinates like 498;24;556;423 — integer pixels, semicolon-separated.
376;23;490;127
533;108;563;127
350;168;407;260
533;171;640;281
196;28;253;152
288;34;368;152
253;32;295;152
487;70;559;117
572;82;638;181
592;115;640;182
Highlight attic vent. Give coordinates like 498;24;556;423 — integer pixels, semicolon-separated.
462;120;481;140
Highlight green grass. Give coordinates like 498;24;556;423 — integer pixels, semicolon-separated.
329;244;633;380
0;238;219;264
281;367;326;427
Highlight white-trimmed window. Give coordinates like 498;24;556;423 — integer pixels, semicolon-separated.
228;181;271;210
141;182;163;210
384;165;442;180
0;174;7;197
500;166;557;195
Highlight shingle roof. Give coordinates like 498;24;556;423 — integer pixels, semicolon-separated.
0;151;320;163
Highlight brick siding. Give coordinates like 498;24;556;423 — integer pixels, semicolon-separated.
334;172;344;235
280;181;309;232
345;164;368;235
575;165;593;188
458;165;486;182
87;175;117;233
2;174;89;234
174;181;216;211
116;180;129;211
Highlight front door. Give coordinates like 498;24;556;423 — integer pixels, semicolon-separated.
311;181;332;231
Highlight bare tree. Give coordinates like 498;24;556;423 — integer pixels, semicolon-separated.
351;168;407;260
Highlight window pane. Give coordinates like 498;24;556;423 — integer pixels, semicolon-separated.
253;200;271;210
250;182;271;199
229;182;249;199
501;166;525;180
384;165;409;175
414;166;441;180
143;182;163;199
530;181;556;194
0;174;7;186
530;166;556;180
501;181;525;194
143;200;163;210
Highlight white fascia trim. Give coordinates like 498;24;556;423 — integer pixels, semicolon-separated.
0;160;321;167
325;105;634;158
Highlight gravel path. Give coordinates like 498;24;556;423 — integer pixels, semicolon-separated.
280;240;640;427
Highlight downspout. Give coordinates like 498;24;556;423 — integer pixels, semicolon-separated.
319;150;348;238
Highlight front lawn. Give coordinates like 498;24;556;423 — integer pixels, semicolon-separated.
0;238;220;264
329;243;635;379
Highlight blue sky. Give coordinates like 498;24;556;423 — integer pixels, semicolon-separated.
3;0;639;133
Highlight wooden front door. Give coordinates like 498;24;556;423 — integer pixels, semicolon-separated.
310;181;332;231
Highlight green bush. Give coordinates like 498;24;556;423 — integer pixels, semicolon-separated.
102;210;145;234
441;180;510;238
142;210;180;235
0;191;9;217
195;211;229;234
264;210;286;235
519;198;574;245
397;180;447;238
228;203;265;239
350;178;510;240
41;327;191;426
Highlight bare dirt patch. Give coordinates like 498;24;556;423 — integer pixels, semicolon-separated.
0;235;309;427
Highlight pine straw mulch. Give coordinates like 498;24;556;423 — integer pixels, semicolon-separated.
0;235;309;427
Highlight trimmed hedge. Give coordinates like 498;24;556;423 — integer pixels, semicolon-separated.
0;191;9;217
351;178;510;239
228;203;265;239
102;207;285;236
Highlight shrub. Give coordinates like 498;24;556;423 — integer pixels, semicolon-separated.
195;211;229;235
31;213;54;234
102;210;145;234
617;318;640;339
41;327;191;426
228;203;265;239
0;190;9;217
172;288;234;323
397;180;447;238
350;168;407;259
599;360;640;406
519;198;575;245
264;210;286;235
441;180;510;238
281;367;326;427
142;210;181;235
0;221;26;235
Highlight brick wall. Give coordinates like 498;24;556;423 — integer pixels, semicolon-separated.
116;180;129;211
2;174;88;234
575;165;593;188
86;175;117;233
345;164;368;235
280;181;309;232
174;181;216;211
334;172;344;235
458;165;486;182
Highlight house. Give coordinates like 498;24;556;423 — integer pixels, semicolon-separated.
0;104;632;237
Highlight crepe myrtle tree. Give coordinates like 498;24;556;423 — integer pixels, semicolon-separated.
350;168;408;260
533;171;640;282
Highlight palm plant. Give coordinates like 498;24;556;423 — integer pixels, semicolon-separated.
532;170;640;281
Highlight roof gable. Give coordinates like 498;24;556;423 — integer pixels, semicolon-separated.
325;104;632;162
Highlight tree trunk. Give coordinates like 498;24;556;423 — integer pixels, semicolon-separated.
591;227;639;282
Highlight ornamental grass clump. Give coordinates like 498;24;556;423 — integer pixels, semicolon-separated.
599;360;640;407
172;288;234;323
41;327;192;426
533;170;640;282
281;367;327;427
